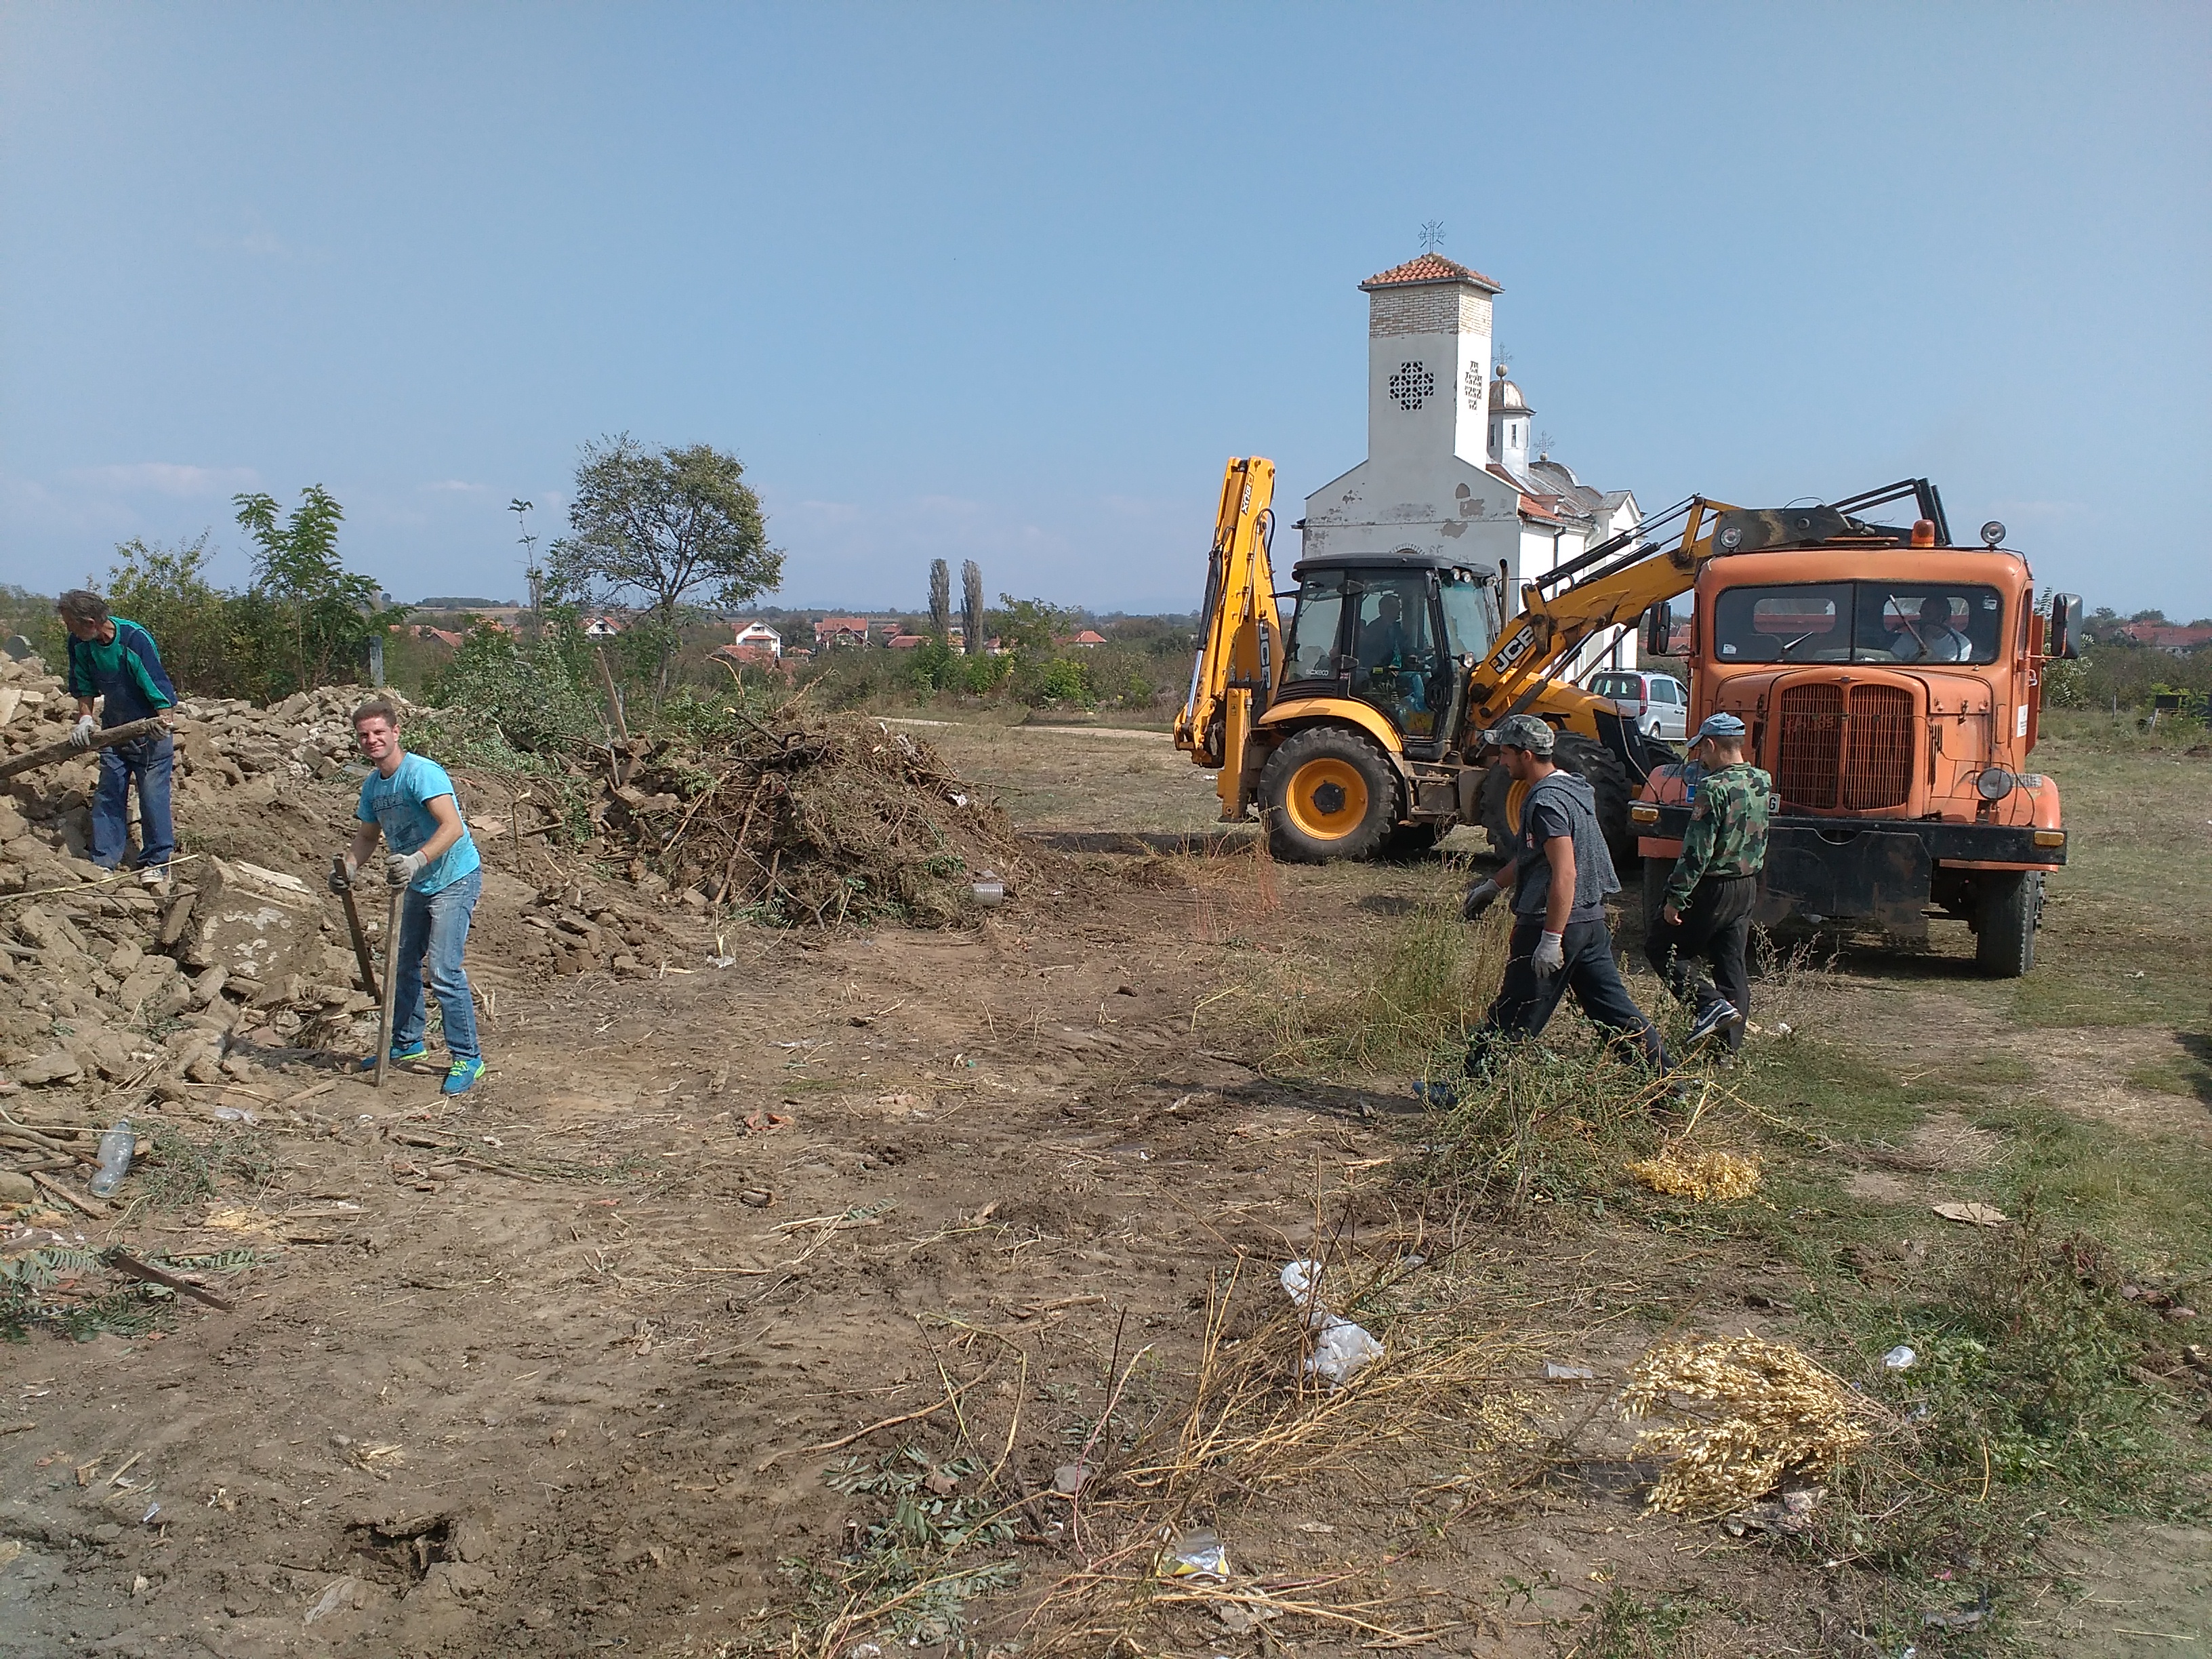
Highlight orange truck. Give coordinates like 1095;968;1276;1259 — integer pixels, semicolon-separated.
1629;481;2082;976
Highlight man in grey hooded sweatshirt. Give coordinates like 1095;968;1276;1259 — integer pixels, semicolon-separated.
1455;714;1667;1079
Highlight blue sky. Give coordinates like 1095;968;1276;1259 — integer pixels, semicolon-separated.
3;2;2207;618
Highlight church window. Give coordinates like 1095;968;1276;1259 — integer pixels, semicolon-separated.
1389;362;1435;411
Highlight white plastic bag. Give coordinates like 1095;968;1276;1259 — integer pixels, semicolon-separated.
1309;1316;1383;1386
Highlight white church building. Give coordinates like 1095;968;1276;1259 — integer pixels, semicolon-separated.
1300;253;1642;678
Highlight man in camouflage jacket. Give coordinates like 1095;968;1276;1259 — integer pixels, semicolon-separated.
1646;712;1770;1052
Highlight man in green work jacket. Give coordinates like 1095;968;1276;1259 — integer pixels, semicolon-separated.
1646;712;1771;1052
57;589;177;889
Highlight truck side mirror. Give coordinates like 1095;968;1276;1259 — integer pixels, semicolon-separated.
2049;593;2084;659
1641;602;1673;659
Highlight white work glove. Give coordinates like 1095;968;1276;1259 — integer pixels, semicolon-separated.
69;714;98;750
1461;878;1501;920
328;857;359;895
384;849;429;888
1531;930;1565;978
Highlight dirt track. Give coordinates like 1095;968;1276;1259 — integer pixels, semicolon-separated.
1;836;1820;1656
5;718;2210;1656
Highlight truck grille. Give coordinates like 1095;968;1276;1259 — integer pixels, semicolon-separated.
1774;684;1843;808
1775;682;1915;811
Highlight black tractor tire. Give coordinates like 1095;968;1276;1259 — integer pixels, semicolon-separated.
1641;856;1677;932
1475;761;1515;857
1973;869;2043;978
1261;726;1400;864
1551;731;1638;872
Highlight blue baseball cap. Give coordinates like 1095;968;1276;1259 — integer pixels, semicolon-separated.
1694;712;1746;742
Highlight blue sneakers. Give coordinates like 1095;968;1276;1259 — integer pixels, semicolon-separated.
442;1058;487;1096
1687;1001;1743;1048
361;1042;427;1071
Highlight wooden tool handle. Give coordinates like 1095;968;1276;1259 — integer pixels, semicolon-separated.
0;715;170;781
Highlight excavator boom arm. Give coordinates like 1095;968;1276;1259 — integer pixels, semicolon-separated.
1174;458;1281;767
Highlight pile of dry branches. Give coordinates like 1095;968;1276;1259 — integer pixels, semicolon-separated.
1621;1336;1872;1517
592;711;1019;927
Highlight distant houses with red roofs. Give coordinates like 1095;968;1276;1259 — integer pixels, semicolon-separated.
2118;620;2212;654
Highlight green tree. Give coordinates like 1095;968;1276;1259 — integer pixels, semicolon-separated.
989;594;1074;659
232;485;384;695
928;558;951;640
960;560;984;655
547;435;782;699
105;533;249;696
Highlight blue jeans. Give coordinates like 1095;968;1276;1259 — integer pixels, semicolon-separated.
92;733;174;872
391;869;481;1063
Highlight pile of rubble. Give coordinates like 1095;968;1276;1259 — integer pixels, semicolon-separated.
0;653;683;1197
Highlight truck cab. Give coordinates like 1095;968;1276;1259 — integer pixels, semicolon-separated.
1631;506;2080;975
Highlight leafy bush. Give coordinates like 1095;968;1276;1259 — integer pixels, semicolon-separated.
233;486;386;698
2052;640;2212;713
1028;656;1090;706
421;623;605;754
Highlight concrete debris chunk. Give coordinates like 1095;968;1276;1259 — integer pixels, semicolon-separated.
180;858;324;985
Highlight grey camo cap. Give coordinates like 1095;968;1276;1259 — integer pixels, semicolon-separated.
1492;714;1555;754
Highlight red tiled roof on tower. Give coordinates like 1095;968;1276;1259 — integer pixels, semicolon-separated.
1359;253;1502;293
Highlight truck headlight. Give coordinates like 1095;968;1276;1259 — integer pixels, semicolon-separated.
1975;768;2016;802
2032;829;2066;848
1629;803;1661;826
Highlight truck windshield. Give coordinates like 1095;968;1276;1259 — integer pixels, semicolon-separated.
1285;570;1347;680
1713;581;2004;665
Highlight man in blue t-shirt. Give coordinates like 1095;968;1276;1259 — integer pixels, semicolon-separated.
331;697;486;1094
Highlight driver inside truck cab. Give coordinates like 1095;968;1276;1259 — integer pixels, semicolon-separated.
1892;594;1971;662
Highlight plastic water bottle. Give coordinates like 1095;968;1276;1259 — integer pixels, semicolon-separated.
89;1120;134;1198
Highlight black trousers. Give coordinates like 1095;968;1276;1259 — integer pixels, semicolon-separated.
1472;918;1666;1072
1645;873;1755;1052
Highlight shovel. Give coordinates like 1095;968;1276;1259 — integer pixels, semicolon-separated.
332;855;379;999
373;882;404;1089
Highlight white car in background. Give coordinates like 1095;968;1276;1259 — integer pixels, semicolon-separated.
1585;668;1691;741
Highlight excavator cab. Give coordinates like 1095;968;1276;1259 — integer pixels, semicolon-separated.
1279;555;1499;756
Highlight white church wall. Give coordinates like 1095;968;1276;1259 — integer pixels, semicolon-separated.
1302;255;1641;684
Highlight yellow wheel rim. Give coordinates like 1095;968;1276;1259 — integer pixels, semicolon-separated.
1504;778;1531;837
1285;756;1370;841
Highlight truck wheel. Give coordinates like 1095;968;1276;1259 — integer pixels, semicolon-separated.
1552;732;1637;871
1641;857;1677;932
1261;727;1399;863
1973;870;2043;977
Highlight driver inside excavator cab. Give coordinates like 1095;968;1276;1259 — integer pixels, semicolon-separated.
1355;586;1435;731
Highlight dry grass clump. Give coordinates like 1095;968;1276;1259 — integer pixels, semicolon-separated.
1627;1146;1763;1200
1265;893;1510;1075
1621;1337;1871;1518
1015;1254;1538;1656
605;710;1020;926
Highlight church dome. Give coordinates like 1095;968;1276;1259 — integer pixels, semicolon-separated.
1490;370;1530;413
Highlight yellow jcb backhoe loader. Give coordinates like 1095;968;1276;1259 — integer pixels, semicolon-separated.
1174;455;1736;863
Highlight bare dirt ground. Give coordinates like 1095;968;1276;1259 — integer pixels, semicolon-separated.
3;718;2209;1657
